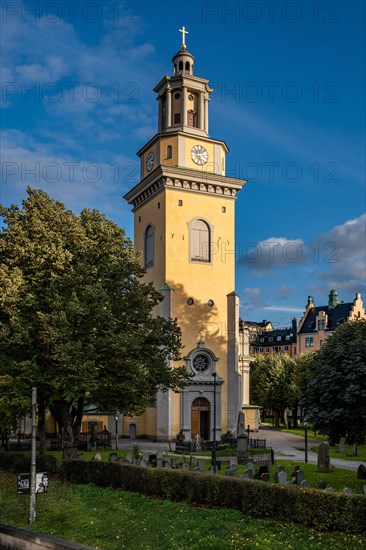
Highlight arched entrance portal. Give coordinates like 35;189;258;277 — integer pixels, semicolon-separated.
191;397;210;441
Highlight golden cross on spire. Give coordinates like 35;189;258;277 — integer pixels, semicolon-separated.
179;26;189;49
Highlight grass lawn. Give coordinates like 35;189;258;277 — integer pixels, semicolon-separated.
1;472;365;550
310;444;366;462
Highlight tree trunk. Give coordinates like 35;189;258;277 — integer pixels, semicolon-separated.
292;404;298;428
38;400;47;456
49;398;85;459
273;410;280;428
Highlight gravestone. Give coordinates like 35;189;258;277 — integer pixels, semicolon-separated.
300;479;310;489
244;468;253;479
240;473;250;479
230;457;238;467
351;444;358;457
237;411;249;463
278;471;288;485
317;442;331;473
172;458;179;469
247;462;254;471
163;461;171;469
156;458;163;468
156;451;163;460
109;453;118;462
260;472;269;481
125;453;132;463
318;480;327;490
338;437;346;454
139;459;148;468
93;452;102;462
342;487;353;494
142;453;150;463
198;460;206;472
295;470;305;485
357;464;366;479
181;462;189;471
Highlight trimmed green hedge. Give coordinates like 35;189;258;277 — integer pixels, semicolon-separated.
0;452;58;473
61;461;366;533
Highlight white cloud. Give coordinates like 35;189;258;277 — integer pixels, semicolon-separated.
238;237;305;272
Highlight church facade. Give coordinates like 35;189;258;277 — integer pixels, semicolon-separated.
122;31;249;441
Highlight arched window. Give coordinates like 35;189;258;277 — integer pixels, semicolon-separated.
144;225;154;267
185;61;190;72
167;145;172;159
178;61;183;72
190;219;211;262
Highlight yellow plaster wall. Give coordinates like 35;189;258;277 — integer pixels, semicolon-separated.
123;407;157;438
160;135;178;167
165;188;236;435
134;193;166;288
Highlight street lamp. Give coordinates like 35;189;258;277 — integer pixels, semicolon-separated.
114;413;119;450
303;418;308;463
212;370;217;474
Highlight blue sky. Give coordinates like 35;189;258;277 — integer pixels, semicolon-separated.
1;0;365;327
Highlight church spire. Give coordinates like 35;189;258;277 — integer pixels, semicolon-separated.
172;26;195;76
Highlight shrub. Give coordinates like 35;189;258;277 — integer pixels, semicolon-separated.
0;452;58;473
61;461;366;533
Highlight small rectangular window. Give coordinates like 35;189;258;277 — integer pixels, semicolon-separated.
138;216;141;222
158;202;160;209
305;337;313;347
277;336;281;341
174;113;181;124
269;337;273;342
178;200;183;206
286;335;290;340
222;207;226;213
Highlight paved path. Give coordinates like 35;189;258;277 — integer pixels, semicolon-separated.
258;426;361;471
116;427;363;472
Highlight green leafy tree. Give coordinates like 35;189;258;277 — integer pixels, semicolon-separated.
300;320;366;444
291;352;316;427
0;188;188;458
250;354;297;428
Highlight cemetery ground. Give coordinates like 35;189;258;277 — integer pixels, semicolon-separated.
1;470;366;550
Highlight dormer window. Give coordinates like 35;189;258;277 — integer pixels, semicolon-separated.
317;319;325;331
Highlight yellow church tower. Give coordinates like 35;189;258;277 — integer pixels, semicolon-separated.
124;28;247;442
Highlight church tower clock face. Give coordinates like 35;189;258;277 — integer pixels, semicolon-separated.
146;151;155;172
191;145;208;165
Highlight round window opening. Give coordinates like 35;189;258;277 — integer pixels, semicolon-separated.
193;354;210;373
174;93;181;100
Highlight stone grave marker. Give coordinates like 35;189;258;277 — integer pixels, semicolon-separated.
295;470;305;485
198;460;206;472
109;453;118;462
139;459;148;468
163;461;171;469
240;473;250;479
125;453;132;463
156;451;163;460
318;480;327;490
230;457;238;467
357;464;366;479
172;458;179;469
247;462;254;471
182;462;189;471
351;444;358;457
278;471;287;485
338;437;346;454
317;442;331;473
300;479;310;489
93;452;102;462
245;468;253;479
342;487;353;494
156;458;163;468
142;453;150;463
